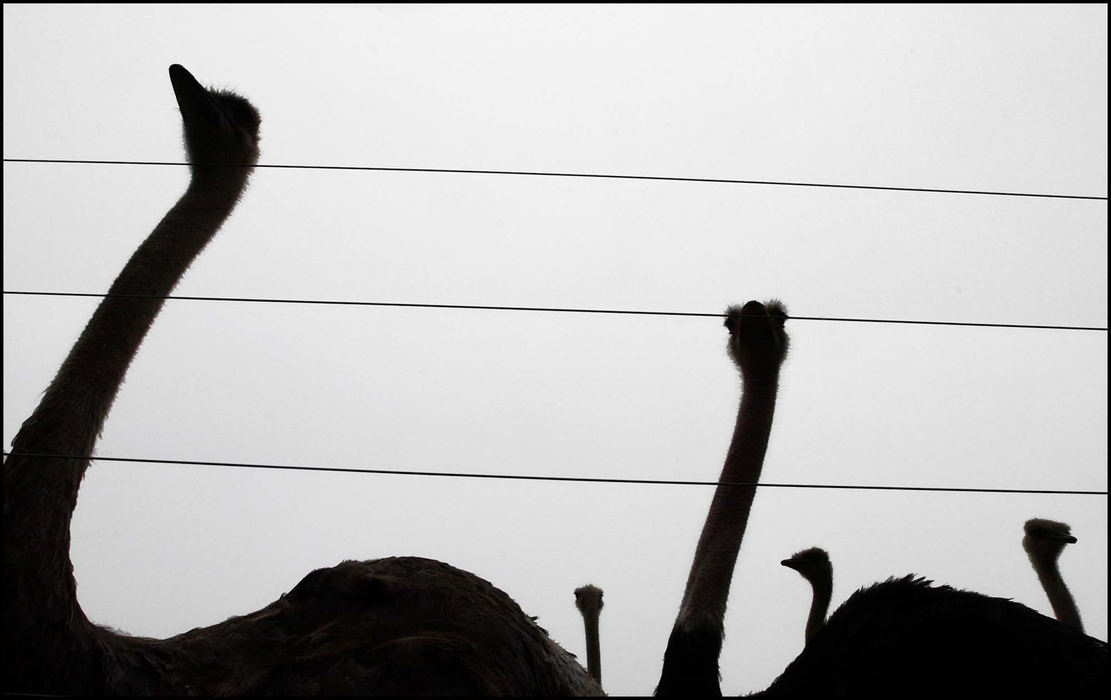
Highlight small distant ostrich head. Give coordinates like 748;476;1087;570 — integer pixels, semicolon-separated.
1022;518;1076;564
1022;517;1084;633
781;546;833;645
780;547;832;583
574;585;604;617
169;63;261;167
723;299;790;376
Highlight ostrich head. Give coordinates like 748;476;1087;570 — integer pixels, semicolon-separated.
169;64;261;167
1022;518;1076;564
574;585;604;616
780;547;832;584
724;299;789;377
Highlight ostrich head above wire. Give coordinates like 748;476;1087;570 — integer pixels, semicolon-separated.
724;299;790;373
169;63;261;167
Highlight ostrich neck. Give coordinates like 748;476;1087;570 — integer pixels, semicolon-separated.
582;610;602;684
656;368;780;695
677;370;780;630
803;576;831;644
10;168;249;458
4;167;251;690
1031;555;1083;633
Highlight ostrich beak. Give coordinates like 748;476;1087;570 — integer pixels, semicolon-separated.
781;559;797;570
1060;534;1078;544
169;64;219;122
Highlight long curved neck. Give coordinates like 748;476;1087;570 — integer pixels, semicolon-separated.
657;367;781;695
4;165;252;692
11;167;249;458
1030;554;1083;633
802;574;831;644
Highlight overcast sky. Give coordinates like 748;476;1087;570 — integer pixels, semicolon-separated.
3;4;1107;696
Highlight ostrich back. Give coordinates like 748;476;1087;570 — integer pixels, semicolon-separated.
759;575;1107;698
94;557;602;695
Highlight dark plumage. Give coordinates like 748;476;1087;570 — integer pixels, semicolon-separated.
3;64;600;696
95;557;600;695
760;576;1107;698
654;301;1107;697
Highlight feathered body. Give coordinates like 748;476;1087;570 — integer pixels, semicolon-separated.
92;557;599;695
760;575;1107;698
3;64;601;696
653;301;1107;697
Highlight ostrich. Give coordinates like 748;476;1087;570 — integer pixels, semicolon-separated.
3;65;601;696
575;584;605;685
1023;517;1084;632
780;547;832;644
654;301;1107;697
655;300;790;696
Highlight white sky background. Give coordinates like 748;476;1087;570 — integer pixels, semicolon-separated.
3;4;1107;695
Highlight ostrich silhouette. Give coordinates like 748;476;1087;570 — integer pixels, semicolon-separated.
1023;517;1084;633
654;300;790;696
780;547;832;644
653;301;1107;697
575;584;604;686
3;65;601;696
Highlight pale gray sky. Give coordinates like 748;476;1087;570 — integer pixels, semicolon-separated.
3;4;1107;696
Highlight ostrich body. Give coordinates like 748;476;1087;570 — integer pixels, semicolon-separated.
653;301;1107;697
3;65;600;696
780;547;832;644
1023;517;1084;632
575;584;604;685
759;574;1106;698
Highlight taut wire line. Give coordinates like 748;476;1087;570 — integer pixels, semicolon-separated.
3;290;1107;332
3;157;1107;201
3;452;1107;497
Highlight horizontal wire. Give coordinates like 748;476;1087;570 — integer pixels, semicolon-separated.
4;158;1107;201
3;290;1107;332
3;452;1106;497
